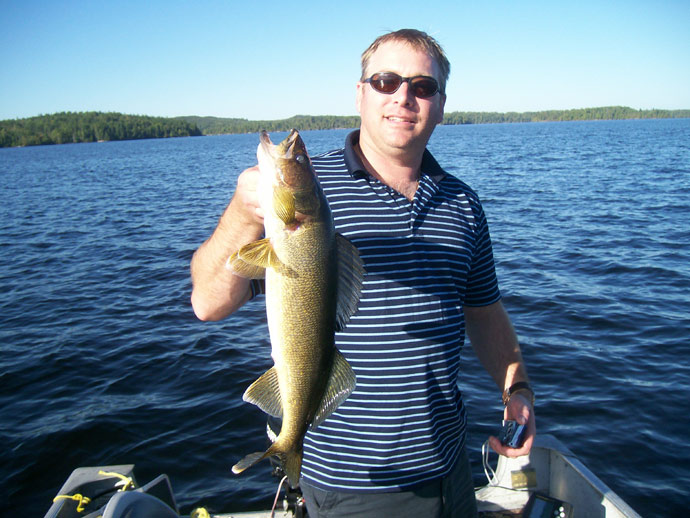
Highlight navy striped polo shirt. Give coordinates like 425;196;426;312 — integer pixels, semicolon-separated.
299;131;502;492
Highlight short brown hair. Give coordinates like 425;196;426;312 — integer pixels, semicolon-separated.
360;29;451;94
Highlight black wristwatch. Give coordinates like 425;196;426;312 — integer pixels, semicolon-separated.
502;381;535;406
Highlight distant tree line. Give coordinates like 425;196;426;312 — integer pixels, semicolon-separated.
176;114;362;135
0;111;202;148
443;106;690;124
2;107;688;147
179;106;689;135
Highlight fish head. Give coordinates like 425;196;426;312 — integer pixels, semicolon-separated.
257;129;321;217
262;129;311;185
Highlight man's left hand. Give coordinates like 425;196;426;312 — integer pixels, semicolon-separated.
488;391;536;458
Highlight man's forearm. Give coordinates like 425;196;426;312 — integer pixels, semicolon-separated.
464;301;530;392
190;194;263;321
467;300;536;456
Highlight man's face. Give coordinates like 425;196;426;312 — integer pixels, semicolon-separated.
356;41;446;160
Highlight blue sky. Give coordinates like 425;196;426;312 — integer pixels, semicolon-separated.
1;1;688;121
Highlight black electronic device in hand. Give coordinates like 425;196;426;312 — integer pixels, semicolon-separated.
498;419;526;448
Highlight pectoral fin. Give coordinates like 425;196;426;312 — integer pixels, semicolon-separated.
273;185;296;225
311;349;356;429
334;234;365;331
226;238;285;279
242;366;283;418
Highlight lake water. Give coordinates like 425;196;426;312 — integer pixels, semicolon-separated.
1;119;688;517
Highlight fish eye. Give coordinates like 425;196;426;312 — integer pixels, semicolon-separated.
295;154;307;164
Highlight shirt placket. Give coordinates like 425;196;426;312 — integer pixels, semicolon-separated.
410;174;438;233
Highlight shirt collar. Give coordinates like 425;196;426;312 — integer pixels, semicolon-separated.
343;130;368;179
343;130;446;182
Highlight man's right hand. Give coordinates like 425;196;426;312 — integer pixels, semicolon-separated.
234;165;264;228
190;165;265;321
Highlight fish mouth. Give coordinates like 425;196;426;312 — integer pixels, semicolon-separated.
260;129;301;159
259;129;274;155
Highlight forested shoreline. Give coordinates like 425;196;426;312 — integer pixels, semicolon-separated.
183;106;689;135
0;112;202;148
443;106;690;124
2;107;688;148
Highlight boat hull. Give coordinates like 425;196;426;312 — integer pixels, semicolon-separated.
44;435;640;518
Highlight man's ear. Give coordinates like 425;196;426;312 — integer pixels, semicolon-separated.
436;93;446;125
355;82;364;114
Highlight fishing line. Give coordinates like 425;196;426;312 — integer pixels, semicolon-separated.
270;475;288;518
482;439;499;486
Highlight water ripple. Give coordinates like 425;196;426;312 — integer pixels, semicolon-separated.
1;121;688;516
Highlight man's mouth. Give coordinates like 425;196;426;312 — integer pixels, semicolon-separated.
385;116;415;124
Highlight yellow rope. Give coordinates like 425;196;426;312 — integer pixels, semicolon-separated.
97;470;135;491
190;508;211;518
53;493;91;512
52;471;135;514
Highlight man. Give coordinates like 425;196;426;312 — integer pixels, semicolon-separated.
191;29;535;518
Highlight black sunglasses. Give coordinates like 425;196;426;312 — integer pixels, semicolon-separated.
363;72;442;99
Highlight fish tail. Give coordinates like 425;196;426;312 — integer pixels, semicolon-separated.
232;442;302;488
268;450;302;489
232;440;279;475
231;449;270;475
277;449;303;489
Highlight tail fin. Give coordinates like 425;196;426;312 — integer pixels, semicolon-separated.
279;450;303;489
232;442;303;489
231;448;271;475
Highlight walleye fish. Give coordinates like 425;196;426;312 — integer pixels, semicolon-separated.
227;129;363;488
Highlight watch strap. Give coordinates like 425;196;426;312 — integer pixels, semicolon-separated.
502;381;534;406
